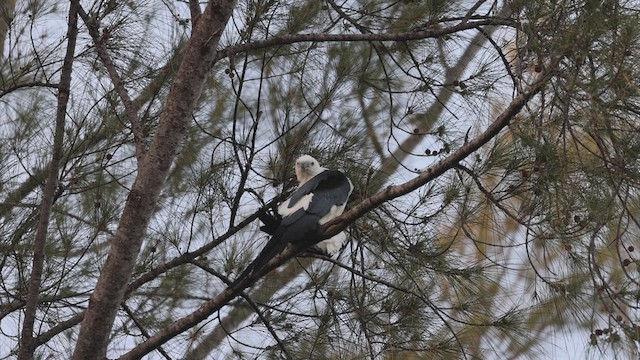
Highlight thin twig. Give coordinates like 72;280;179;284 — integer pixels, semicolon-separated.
121;303;172;360
190;260;293;360
77;5;147;162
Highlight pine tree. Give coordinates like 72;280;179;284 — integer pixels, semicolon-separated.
1;0;639;359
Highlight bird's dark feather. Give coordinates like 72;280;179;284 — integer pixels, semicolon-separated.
258;208;281;235
282;170;351;225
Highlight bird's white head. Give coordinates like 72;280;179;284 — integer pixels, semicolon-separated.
295;155;326;185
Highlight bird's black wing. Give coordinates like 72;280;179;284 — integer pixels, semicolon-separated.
304;170;352;218
282;170;351;226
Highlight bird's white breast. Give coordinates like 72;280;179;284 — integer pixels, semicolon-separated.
316;231;347;255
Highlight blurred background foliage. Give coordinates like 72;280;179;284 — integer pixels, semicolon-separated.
2;0;640;358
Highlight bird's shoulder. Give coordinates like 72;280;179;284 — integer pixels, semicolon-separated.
279;169;352;225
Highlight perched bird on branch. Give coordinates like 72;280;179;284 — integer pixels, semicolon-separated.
236;155;353;285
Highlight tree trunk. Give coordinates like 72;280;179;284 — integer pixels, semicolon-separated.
71;1;238;358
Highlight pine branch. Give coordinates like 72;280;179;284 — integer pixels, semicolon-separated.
322;67;555;238
0;0;16;68
117;61;556;360
193;11;515;353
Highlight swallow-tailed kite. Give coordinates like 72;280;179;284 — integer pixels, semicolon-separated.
237;155;353;283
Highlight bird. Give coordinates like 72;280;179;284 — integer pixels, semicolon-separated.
235;155;353;285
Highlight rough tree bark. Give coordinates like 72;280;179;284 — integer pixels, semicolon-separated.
71;1;238;359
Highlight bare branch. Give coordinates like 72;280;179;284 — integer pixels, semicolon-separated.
0;81;59;97
183;261;306;359
190;260;292;360
213;18;516;63
33;313;84;348
123;199;279;297
121;303;172;360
